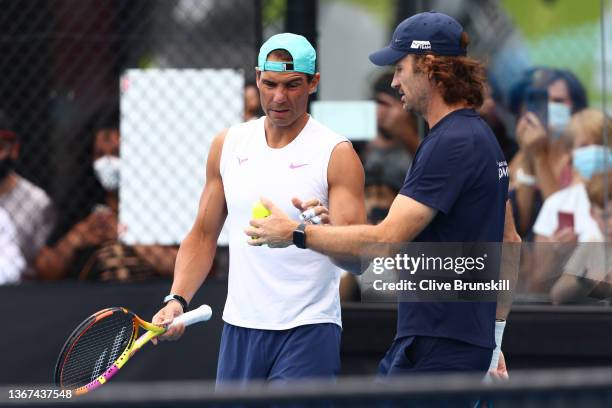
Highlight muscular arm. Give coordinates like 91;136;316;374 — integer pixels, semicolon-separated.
168;130;228;303
325;142;367;271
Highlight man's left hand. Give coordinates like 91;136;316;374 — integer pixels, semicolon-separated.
488;351;509;380
245;198;299;248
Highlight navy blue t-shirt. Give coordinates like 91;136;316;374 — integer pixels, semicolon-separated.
398;108;509;349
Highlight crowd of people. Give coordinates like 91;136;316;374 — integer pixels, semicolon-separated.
0;109;178;284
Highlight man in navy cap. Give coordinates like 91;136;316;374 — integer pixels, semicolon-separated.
247;12;520;377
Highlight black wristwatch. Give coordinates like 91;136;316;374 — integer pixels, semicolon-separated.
163;294;189;313
293;222;307;249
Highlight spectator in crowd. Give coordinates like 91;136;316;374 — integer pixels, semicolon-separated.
508;68;588;239
550;170;612;304
534;109;611;241
244;80;264;121
367;71;420;158
361;72;415;219
363;150;408;225
0;110;54;280
0;206;26;284
36;110;178;281
527;109;612;291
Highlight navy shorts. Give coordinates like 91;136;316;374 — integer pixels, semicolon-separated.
216;322;341;384
378;336;492;376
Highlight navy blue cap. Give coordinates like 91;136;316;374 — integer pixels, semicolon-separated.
369;11;466;66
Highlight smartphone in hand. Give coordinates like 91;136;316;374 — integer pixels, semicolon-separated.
557;211;575;232
524;87;549;129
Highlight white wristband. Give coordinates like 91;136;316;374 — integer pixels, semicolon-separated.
488;320;506;372
516;168;537;187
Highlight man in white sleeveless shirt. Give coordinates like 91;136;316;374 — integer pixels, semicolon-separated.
152;33;365;383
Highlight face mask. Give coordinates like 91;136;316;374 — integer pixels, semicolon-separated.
368;207;389;224
572;145;612;180
0;158;14;180
548;102;571;138
93;155;120;191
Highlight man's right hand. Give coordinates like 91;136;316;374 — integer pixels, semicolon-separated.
151;301;186;345
516;112;548;157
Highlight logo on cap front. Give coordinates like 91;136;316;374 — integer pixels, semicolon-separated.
410;40;431;50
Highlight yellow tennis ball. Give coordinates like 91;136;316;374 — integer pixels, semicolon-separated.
252;201;271;219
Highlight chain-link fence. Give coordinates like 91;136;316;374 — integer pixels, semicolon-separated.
1;0;611;313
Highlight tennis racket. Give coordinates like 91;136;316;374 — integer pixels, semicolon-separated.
53;304;212;396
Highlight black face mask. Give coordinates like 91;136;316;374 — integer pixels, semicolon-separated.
0;158;13;180
368;206;389;225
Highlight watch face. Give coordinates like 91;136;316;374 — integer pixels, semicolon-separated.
293;229;306;249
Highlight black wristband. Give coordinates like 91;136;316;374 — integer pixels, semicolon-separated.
163;294;189;313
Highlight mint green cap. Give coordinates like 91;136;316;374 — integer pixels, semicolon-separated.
257;33;316;75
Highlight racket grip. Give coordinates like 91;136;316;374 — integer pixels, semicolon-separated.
169;304;212;328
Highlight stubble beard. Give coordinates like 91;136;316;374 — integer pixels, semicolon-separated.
404;91;429;118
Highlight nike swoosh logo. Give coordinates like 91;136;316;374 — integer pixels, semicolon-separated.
289;163;309;169
238;157;248;165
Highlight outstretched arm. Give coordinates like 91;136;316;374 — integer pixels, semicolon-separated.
246;194;436;262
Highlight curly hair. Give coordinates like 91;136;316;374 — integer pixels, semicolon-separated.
413;46;486;109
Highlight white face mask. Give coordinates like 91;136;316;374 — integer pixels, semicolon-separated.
93;155;120;191
548;102;571;137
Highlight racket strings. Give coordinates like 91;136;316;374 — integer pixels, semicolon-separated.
61;319;133;387
59;312;135;389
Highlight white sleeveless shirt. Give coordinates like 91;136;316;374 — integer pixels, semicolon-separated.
219;116;347;330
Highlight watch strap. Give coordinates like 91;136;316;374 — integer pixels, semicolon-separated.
163;294;189;313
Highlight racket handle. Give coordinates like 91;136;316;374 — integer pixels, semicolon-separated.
169;304;212;328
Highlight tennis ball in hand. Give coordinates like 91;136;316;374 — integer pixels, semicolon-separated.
252;201;271;219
